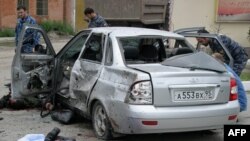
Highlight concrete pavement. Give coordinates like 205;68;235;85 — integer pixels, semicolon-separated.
243;81;250;91
237;93;250;123
0;37;15;42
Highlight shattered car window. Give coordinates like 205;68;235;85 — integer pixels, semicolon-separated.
61;35;88;62
119;37;194;64
59;34;89;80
21;31;49;54
21;31;54;72
81;34;104;63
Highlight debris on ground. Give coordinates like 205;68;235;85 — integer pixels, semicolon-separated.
17;127;76;141
17;134;45;141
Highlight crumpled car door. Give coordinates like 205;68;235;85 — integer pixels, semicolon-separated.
11;24;56;99
174;27;234;67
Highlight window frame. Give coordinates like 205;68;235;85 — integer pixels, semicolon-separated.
17;0;29;10
104;37;113;66
36;0;48;16
60;34;89;62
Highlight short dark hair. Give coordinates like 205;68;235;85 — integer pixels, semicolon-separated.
17;5;27;11
84;7;94;15
198;29;209;33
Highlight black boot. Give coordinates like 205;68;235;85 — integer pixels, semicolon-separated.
44;127;61;141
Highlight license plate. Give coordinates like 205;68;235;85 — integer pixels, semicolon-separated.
173;90;214;101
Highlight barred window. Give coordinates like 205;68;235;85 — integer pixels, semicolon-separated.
36;0;48;15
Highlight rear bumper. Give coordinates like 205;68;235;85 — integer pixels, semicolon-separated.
109;101;240;134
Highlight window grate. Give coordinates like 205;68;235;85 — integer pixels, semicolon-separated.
36;0;48;16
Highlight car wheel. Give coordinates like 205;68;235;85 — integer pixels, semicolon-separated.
92;101;113;140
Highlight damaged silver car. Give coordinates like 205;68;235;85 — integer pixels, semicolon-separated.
11;24;239;139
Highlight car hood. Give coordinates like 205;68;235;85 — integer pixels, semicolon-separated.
161;51;226;73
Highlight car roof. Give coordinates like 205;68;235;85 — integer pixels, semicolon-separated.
88;27;185;38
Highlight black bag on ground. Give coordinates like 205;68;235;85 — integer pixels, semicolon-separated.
51;109;74;124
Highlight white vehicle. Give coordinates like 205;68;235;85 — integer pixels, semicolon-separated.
11;25;239;139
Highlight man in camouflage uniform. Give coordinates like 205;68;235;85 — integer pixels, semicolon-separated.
84;7;108;28
212;53;247;112
197;29;248;76
15;5;39;53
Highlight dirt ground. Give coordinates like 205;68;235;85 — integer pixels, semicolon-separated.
0;39;99;141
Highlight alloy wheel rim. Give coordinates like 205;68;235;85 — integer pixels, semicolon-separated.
94;105;107;136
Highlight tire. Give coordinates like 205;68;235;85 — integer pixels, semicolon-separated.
92;101;113;140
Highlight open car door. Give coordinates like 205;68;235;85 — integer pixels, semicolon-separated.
174;27;234;67
11;24;56;99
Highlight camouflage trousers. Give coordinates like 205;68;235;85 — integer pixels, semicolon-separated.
0;94;41;110
233;57;248;76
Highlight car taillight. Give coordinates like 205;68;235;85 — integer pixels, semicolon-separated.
125;81;153;105
229;77;238;101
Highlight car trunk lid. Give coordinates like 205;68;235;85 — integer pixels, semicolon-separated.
128;52;231;106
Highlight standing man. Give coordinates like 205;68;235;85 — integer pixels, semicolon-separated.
15;5;38;53
84;7;108;28
196;29;248;76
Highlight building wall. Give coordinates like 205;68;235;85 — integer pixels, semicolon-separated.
65;0;75;28
0;0;17;28
0;0;73;29
0;0;2;28
171;0;250;47
47;0;64;21
75;0;88;31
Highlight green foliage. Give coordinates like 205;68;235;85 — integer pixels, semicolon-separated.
40;20;75;35
0;28;15;37
240;72;250;81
